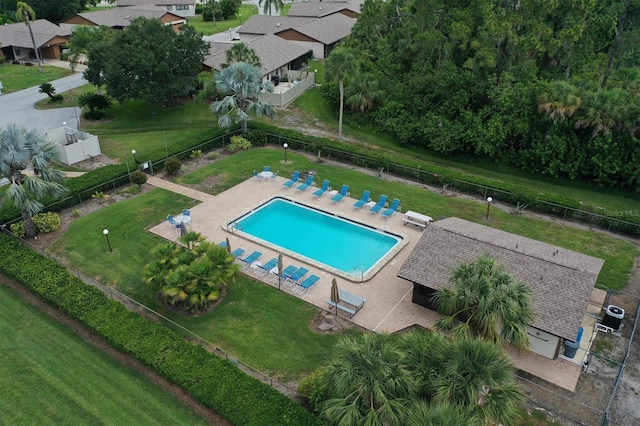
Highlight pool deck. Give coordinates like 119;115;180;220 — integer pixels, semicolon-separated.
148;175;592;392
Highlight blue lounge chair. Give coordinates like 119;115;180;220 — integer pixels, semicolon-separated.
230;248;245;258
167;215;181;232
381;198;401;218
272;265;298;284
263;166;271;172
239;250;262;269
255;257;278;277
218;240;227;248
293;274;320;295
313;180;330;197
282;171;301;188
353;190;371;209
296;175;315;192
331;185;350;203
369;195;388;214
182;209;191;217
286;267;309;285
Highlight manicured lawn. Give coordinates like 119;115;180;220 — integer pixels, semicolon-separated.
0;283;209;425
187;5;258;36
34;84;97;110
0;63;73;93
48;149;636;379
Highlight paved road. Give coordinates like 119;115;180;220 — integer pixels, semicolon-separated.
0;72;87;133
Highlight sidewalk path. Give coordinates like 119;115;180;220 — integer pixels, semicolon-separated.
147;176;216;202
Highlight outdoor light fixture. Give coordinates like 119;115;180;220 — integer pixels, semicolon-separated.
283;143;288;163
103;229;112;253
131;149;137;164
485;197;493;220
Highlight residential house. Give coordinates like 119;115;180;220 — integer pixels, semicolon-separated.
62;5;186;30
287;0;364;19
237;16;314;42
397;217;604;360
116;0;197;18
0;19;71;61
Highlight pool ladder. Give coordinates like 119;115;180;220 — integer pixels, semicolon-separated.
227;222;243;233
354;264;365;283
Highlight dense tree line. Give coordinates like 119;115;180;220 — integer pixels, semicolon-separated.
0;0;98;23
325;0;640;193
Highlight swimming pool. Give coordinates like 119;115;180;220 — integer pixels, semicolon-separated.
230;197;403;281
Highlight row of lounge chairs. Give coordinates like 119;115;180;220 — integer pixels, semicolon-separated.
219;245;321;295
353;191;401;217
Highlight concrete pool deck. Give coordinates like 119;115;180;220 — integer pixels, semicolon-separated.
148;175;585;392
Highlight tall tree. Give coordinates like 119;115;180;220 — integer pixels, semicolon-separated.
433;255;535;350
98;18;208;106
324;46;357;141
15;2;42;72
258;0;284;16
0;124;67;238
210;62;276;136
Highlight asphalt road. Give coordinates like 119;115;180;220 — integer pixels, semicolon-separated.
0;72;87;133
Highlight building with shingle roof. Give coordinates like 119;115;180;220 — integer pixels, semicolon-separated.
288;0;363;19
116;0;196;17
238;16;314;41
397;217;604;359
203;34;312;78
0;19;71;61
62;6;186;29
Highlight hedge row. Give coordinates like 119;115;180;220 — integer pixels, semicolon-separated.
0;235;323;425
247;123;640;235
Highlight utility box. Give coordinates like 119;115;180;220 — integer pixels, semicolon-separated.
602;305;625;331
564;341;579;359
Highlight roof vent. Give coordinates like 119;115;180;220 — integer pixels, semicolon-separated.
276;23;281;27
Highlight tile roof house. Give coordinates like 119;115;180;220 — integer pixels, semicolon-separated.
239;13;356;59
116;0;196;18
62;5;186;30
397;217;604;360
0;19;71;61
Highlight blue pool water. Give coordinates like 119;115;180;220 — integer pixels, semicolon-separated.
233;198;402;279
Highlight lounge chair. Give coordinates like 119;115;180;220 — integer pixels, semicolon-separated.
313;180;331;197
239;250;262;269
255;257;278;277
230;248;245;258
263;166;271;172
167;215;181;233
293;274;320;295
218;240;227;248
282;171;301;189
381;198;401;218
331;185;350;203
182;209;191;217
353;190;371;209
272;265;298;284
286;267;309;286
296;175;315;192
369;195;388;214
253;170;263;181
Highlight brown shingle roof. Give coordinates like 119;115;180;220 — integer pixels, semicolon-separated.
397;217;604;340
239;16;314;38
282;13;356;44
117;0;194;5
63;6;184;28
288;0;363;18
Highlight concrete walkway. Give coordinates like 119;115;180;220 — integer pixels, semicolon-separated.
147;176;216;202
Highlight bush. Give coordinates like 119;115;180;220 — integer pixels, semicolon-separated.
164;157;182;175
228;135;252;153
51;94;64;103
9;212;61;237
130;170;148;186
247;129;268;147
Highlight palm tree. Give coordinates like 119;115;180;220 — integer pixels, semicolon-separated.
324;46;357;140
346;72;383;114
143;239;239;313
16;2;42;72
222;43;261;68
433;255;535;350
258;0;284;16
406;401;479;426
210;62;277;136
574;88;627;142
78;93;113;120
0;124;67;238
318;333;416;425
537;81;582;124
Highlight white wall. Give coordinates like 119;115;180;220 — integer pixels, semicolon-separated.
526;326;561;359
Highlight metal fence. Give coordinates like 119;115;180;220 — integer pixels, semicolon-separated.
267;133;639;236
14;234;300;400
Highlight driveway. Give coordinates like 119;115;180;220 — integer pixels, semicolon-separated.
0;72;86;133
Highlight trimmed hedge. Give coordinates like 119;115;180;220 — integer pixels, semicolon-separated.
248;122;640;235
0;234;324;426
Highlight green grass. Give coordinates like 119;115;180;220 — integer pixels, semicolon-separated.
0;63;73;94
187;5;259;35
0;283;209;425
34;84;97;110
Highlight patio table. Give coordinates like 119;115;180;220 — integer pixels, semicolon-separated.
175;214;191;224
259;171;274;179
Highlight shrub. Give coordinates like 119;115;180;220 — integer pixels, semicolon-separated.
190;149;203;160
247;129;268;147
9;221;26;237
206;151;220;160
72;209;82;218
119;185;141;196
51;94;64;103
228;135;252;153
130;170;148;186
164;157;182;175
32;212;61;233
91;191;111;204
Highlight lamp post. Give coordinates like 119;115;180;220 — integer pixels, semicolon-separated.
239;12;242;25
485;197;493;220
103;229;112;253
283;143;288;163
131;149;137;164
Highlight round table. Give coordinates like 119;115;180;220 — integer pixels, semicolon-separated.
176;215;191;224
